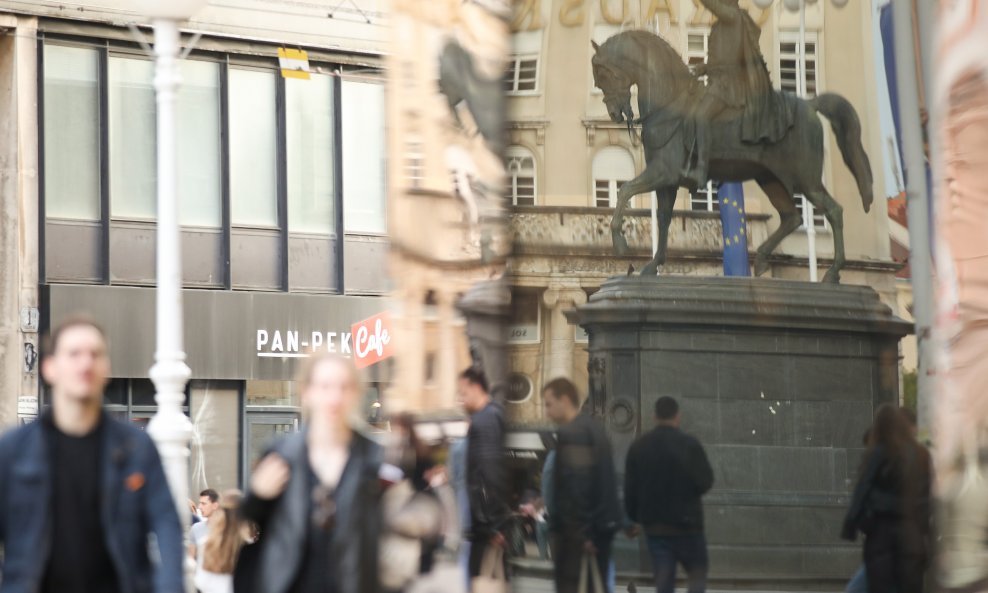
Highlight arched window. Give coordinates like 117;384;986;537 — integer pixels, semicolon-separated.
506;146;537;206
592;146;636;208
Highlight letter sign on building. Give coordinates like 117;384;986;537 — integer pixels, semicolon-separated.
351;311;394;369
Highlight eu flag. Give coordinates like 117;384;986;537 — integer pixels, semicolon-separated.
719;182;750;276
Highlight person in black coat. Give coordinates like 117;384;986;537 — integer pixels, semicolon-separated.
239;353;383;593
543;378;622;593
625;396;713;593
842;404;932;593
457;367;513;580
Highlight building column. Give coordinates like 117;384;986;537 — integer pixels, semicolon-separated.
0;16;40;429
542;285;587;382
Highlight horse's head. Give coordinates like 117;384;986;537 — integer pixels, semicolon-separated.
592;40;635;124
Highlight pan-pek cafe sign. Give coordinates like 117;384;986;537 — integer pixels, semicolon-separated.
45;285;393;381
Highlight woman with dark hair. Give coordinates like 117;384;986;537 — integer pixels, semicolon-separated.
842;405;932;593
238;352;383;593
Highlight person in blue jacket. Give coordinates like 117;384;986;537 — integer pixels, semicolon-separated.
0;317;184;593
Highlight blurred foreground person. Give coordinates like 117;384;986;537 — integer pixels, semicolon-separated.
842;404;932;593
543;378;622;593
0;317;184;593
196;490;252;593
240;353;382;593
625;397;713;593
457;367;512;587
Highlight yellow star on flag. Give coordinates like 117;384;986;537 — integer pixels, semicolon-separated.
725;237;731;246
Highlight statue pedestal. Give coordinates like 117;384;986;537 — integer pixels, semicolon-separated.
568;276;911;582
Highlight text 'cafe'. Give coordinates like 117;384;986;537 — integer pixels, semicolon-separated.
42;284;393;493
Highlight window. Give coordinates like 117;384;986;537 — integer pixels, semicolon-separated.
506;146;537;206
108;56;157;220
286;74;335;234
795;194;827;230
404;135;425;188
43;45;101;220
178;60;222;227
592;146;635;208
691;181;720;212
508;290;541;344
685;29;710;85
504;56;538;93
779;33;819;97
229;68;278;227
342;79;387;234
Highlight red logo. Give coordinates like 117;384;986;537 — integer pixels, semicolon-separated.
351;311;394;369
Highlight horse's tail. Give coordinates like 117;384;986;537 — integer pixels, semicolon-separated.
810;93;874;213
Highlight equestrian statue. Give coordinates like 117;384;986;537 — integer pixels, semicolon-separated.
592;0;873;283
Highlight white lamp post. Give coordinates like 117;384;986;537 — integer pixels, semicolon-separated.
753;0;846;281
135;1;206;591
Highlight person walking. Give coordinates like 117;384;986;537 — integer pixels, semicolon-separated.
0;317;184;593
457;367;512;584
240;352;383;593
190;489;221;560
842;404;932;593
195;490;253;593
625;396;714;593
542;378;622;593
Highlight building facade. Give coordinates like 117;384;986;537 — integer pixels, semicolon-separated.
502;0;905;424
0;0;389;495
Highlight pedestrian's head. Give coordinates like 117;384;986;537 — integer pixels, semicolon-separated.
457;367;490;414
42;316;110;406
297;352;362;428
199;488;220;519
542;377;581;424
654;396;680;427
203;489;246;575
869;403;913;455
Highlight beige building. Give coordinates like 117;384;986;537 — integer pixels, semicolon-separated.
503;0;904;424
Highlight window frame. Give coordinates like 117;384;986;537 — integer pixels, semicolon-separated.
685;28;711;86
690;181;721;212
591;146;636;209
778;31;820;98
508;289;542;345
38;36;384;294
506;146;537;206
504;54;540;95
795;193;829;232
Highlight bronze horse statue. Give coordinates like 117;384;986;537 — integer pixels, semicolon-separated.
591;30;873;283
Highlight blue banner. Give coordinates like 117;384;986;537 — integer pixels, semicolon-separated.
719;182;750;277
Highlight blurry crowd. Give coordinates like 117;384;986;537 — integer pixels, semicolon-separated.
0;317;942;593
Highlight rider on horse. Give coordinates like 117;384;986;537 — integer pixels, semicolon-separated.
684;0;795;188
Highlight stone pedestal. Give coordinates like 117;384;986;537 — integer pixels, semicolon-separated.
567;276;911;583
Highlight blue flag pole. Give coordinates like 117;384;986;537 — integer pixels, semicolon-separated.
718;182;750;277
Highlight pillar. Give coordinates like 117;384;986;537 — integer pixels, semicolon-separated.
542;284;587;382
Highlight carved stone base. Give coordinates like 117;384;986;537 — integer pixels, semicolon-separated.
568;275;911;582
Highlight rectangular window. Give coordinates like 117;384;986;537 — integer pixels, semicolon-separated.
229;68;278;227
108;56;157;220
404;136;425;188
506;150;537;206
685;29;710;85
43;45;101;220
177;60;222;227
342;79;386;234
504;56;538;93
286;74;335;234
779;33;819;97
594;179;627;208
690;181;720;212
796;194;827;230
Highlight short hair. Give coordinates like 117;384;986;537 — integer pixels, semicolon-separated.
654;396;679;420
459;367;489;393
543;377;580;407
200;489;220;503
44;316;106;358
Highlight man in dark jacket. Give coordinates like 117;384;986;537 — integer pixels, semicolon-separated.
625;396;713;593
544;378;622;593
0;317;184;593
458;367;512;579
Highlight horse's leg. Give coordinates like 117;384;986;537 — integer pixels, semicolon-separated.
611;163;668;256
754;179;801;277
641;187;677;276
806;185;845;283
